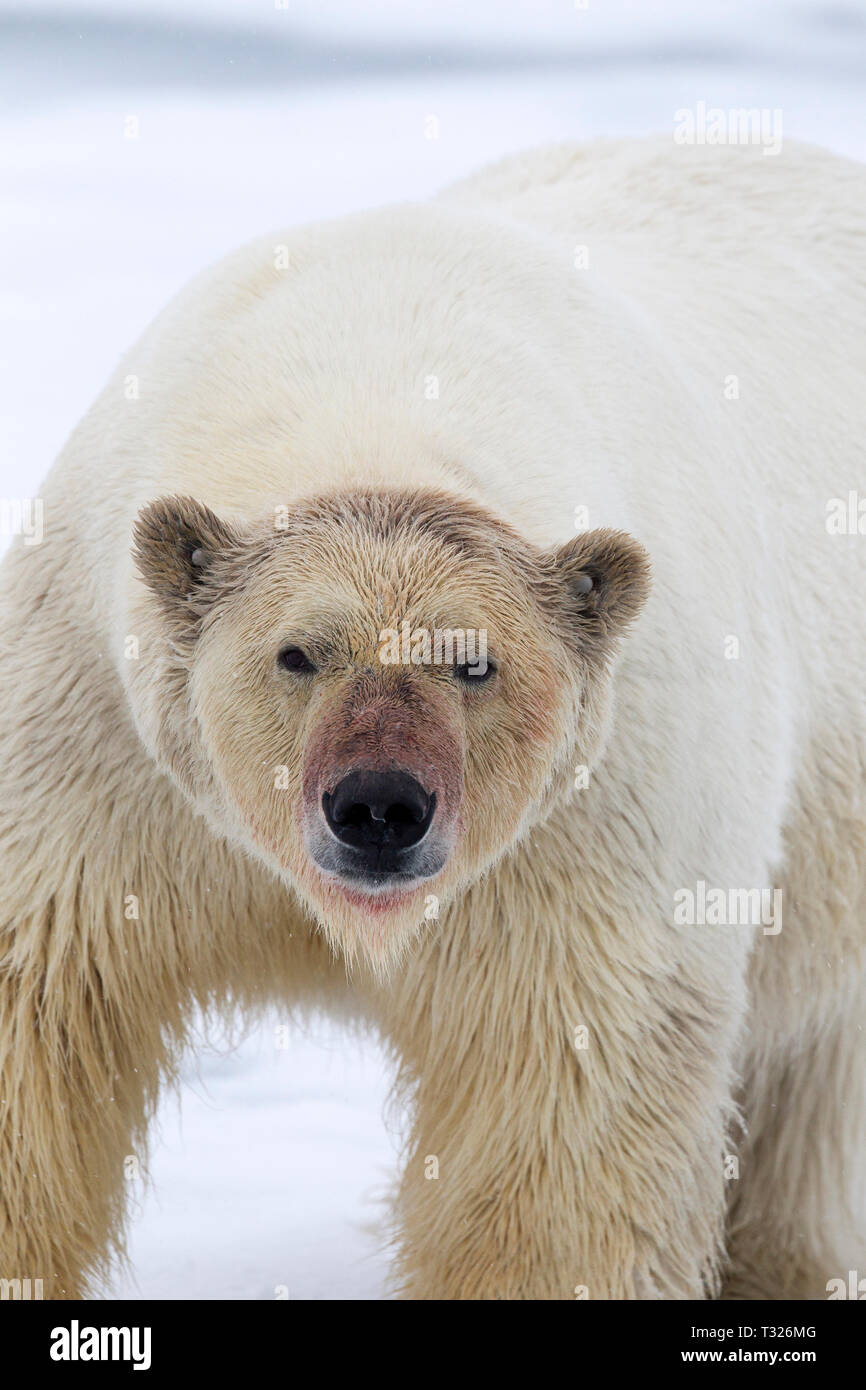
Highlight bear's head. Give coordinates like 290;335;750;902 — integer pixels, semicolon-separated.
132;488;650;971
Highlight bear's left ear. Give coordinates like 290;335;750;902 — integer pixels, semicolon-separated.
543;527;651;658
132;494;245;637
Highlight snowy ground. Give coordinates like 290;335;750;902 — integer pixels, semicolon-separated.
109;1018;398;1300
2;0;865;1299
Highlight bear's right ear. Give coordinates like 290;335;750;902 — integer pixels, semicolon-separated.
542;527;652;665
132;494;243;635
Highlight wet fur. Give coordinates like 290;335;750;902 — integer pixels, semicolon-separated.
1;138;865;1298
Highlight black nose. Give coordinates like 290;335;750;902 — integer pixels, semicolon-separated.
322;770;435;859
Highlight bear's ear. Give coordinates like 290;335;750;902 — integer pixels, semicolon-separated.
543;527;651;659
132;494;244;635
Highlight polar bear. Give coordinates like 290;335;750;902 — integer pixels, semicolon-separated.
1;139;865;1301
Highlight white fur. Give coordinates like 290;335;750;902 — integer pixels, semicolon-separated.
1;139;864;1298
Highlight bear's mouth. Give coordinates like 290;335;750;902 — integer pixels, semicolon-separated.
308;838;448;898
328;873;427;910
331;863;429;888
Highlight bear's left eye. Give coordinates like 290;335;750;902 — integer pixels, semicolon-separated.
277;645;317;675
453;659;497;685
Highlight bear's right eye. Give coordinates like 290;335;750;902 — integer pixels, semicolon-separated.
277;646;317;675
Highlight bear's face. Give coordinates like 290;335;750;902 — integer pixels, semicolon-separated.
133;489;649;970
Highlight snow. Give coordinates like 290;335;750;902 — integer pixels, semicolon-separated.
1;0;864;1298
111;1021;397;1299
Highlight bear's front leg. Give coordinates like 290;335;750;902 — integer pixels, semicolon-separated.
0;947;161;1299
379;848;746;1300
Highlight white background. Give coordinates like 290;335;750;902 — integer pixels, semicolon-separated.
2;0;865;1298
